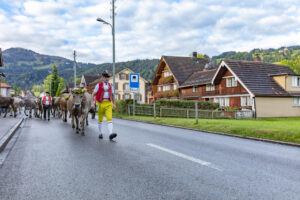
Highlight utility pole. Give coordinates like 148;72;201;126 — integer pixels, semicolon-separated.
112;0;116;95
73;50;77;89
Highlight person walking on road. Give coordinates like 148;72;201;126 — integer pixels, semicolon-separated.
91;71;117;140
43;92;52;121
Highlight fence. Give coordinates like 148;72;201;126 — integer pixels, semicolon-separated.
127;104;254;120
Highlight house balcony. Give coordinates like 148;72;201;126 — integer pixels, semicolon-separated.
202;90;219;96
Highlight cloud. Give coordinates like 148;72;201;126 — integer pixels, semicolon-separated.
0;0;300;63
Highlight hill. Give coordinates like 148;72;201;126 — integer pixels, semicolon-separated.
1;48;158;89
212;45;300;63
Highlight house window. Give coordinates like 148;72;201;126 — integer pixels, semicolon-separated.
241;96;251;106
206;84;215;91
293;97;300;106
114;93;118;100
215;97;230;107
124;94;130;99
124;83;129;90
173;84;177;90
292;76;300;87
226;77;237;87
163;85;170;91
158;86;161;92
164;71;170;77
121;73;126;80
193;86;198;92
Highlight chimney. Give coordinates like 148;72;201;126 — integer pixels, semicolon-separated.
192;52;197;59
254;54;261;62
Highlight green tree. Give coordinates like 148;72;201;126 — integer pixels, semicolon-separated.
51;65;60;97
56;83;62;97
278;55;300;73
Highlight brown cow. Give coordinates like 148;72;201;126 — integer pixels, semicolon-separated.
0;97;17;118
59;93;70;122
67;90;91;135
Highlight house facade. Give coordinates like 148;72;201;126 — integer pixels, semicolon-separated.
203;59;300;118
152;54;213;100
0;83;11;97
87;68;148;103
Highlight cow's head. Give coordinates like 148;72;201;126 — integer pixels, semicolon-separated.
72;89;85;109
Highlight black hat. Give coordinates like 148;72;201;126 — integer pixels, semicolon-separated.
102;71;110;78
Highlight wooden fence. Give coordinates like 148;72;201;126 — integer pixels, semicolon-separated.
127;105;254;120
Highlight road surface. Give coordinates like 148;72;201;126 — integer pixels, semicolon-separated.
1;116;300;200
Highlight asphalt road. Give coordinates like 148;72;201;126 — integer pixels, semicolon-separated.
1;116;300;200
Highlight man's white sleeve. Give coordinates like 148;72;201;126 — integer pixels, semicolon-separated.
94;84;99;93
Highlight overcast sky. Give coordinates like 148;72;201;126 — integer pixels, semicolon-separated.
0;0;300;63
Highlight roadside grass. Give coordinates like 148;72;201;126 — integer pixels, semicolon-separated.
113;113;300;144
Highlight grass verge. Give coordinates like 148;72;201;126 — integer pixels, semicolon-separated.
113;113;300;144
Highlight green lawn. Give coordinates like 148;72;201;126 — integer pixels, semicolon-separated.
113;113;300;144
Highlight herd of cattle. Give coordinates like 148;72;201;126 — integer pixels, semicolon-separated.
0;91;96;135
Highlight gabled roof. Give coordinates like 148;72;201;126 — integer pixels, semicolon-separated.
154;56;211;85
0;83;11;88
214;59;298;96
83;74;101;85
180;69;217;88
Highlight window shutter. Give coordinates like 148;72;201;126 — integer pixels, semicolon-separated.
129;94;132;99
118;94;120;100
292;76;297;87
126;74;129;80
119;74;121;80
123;83;125;90
140;94;142;101
115;83;118;90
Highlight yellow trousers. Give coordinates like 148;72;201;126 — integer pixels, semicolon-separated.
97;100;113;122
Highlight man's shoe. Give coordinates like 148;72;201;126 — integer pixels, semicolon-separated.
109;133;117;140
98;134;103;139
48;119;50;121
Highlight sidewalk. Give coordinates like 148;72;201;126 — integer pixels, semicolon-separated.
0;115;24;152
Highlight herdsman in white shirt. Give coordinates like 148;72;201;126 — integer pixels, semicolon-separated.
42;92;52;121
91;71;117;140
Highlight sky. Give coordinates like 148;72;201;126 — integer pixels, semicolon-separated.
0;0;300;64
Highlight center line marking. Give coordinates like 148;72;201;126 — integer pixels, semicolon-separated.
147;143;223;171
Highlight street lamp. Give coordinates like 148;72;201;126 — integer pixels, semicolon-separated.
96;0;116;95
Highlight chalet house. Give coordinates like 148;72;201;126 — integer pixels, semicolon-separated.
179;69;217;100
152;54;213;100
88;68;148;103
201;59;300;118
80;74;101;91
0;83;11;97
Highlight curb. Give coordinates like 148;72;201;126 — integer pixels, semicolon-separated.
115;117;300;148
0;118;24;153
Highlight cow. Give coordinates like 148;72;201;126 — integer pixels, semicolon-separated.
24;97;38;118
67;90;91;135
0;97;17;118
52;97;61;118
13;96;24;114
59;93;70;122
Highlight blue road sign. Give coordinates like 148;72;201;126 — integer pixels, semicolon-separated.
130;73;139;92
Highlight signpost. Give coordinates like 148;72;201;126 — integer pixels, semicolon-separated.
130;73;140;116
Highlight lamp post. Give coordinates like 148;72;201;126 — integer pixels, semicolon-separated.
96;0;116;94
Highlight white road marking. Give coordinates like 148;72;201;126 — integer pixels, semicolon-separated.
147;143;223;171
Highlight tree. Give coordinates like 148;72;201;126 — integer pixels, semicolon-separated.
51;65;60;97
56;82;62;97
